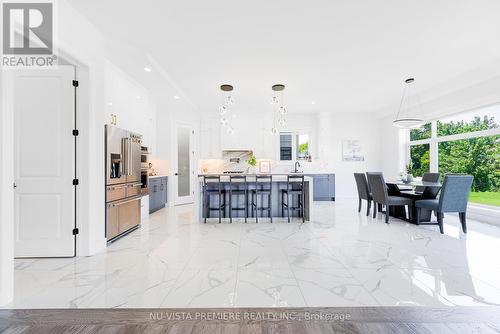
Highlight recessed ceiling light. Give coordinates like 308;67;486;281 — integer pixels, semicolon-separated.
173;95;180;100
144;67;151;72
136;95;141;99
311;101;316;105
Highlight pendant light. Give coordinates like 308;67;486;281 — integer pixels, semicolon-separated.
393;78;424;128
271;84;286;134
219;84;235;134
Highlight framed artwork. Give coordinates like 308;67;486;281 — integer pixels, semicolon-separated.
259;160;271;173
342;140;365;161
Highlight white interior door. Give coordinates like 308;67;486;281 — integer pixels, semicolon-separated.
13;66;76;257
173;123;195;205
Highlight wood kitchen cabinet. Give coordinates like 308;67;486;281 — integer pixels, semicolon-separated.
148;176;167;213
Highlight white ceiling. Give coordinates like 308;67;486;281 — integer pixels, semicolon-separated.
67;0;500;115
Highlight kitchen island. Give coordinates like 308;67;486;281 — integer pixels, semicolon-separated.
198;174;313;222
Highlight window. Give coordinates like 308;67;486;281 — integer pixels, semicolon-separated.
409;144;430;177
279;132;310;161
407;105;500;207
280;133;293;160
296;134;310;160
438;107;499;137
410;122;431;141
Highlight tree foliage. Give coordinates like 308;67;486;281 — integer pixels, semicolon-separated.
410;116;499;192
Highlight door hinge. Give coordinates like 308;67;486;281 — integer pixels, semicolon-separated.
72;80;79;87
72;129;79;136
73;179;79;186
72;228;79;235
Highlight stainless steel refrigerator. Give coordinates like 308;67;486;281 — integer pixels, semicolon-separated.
105;125;143;241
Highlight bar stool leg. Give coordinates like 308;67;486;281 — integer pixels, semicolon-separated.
302;192;305;222
256;192;259;223
229;188;232;224
287;192;291;223
269;193;272;223
244;190;248;223
204;190;207;224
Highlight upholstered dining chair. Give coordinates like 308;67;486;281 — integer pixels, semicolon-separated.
354;173;372;216
367;173;413;224
415;174;473;234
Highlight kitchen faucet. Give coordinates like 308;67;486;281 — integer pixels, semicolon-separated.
294;161;301;173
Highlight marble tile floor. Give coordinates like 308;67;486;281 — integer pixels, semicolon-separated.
6;199;500;308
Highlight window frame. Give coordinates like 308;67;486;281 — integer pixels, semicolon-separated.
278;131;311;162
407;112;500;173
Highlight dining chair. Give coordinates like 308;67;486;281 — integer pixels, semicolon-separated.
367;173;413;224
354;173;372;216
415;174;473;234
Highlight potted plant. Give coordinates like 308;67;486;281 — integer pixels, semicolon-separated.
246;155;257;174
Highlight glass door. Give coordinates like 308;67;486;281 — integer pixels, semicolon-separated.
174;124;195;205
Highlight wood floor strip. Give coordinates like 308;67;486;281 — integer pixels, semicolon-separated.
1;307;500;334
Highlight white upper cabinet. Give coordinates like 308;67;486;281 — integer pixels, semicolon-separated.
104;60;157;153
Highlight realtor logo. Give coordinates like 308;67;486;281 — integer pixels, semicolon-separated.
2;1;57;67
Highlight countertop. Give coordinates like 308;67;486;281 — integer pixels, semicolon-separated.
198;173;313;182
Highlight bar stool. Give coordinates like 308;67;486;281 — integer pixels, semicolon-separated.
229;175;248;223
281;175;305;223
250;175;273;223
203;175;226;223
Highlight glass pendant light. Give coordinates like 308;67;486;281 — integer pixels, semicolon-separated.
219;84;235;132
271;84;286;134
393;78;424;128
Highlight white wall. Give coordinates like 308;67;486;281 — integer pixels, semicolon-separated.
379;115;407;180
327;113;382;198
0;70;14;305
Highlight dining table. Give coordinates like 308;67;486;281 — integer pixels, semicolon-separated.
385;179;443;223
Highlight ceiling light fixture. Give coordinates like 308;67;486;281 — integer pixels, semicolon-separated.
393;78;424;128
173;95;180;100
219;84;235;133
144;67;152;72
271;84;287;134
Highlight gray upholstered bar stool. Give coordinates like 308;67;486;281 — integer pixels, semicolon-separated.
202;175;226;224
229;175;248;223
281;175;305;223
250;175;273;223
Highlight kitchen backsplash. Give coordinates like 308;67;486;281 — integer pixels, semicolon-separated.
199;156;333;174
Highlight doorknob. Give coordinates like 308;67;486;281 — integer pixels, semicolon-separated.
174;173;179;176
13;183;17;188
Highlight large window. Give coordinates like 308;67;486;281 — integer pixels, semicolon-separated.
407;105;500;207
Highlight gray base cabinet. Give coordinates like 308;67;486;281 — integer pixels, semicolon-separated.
306;174;335;201
149;176;167;213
